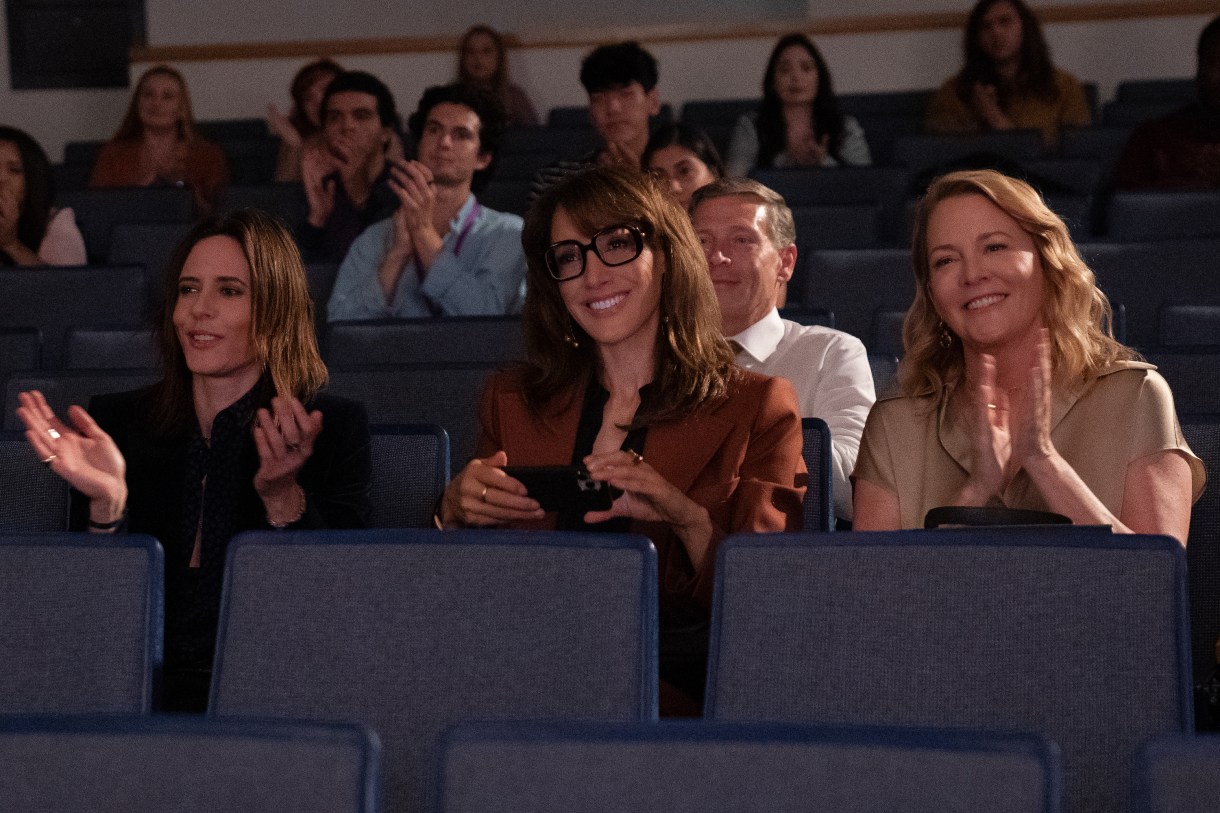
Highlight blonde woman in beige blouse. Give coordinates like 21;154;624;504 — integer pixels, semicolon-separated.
853;170;1204;543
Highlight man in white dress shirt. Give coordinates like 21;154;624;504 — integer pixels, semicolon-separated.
691;177;875;521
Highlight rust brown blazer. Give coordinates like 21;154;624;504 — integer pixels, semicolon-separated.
476;368;807;614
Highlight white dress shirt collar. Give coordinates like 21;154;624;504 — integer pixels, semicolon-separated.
729;307;784;364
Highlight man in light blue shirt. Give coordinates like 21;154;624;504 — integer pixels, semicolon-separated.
328;84;526;320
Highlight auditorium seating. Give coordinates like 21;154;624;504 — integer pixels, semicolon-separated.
0;716;379;812
368;424;450;529
706;530;1192;813
324;316;524;367
209;528;658;813
1182;418;1220;688
3;371;159;431
0;431;70;532
439;720;1061;813
58;187;195;263
64;327;159;370
0;533;163;713
800;417;832;532
1135;735;1220;813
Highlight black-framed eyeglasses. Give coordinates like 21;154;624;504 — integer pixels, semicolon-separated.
544;223;646;282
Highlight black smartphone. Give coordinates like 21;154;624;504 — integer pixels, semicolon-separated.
502;466;618;512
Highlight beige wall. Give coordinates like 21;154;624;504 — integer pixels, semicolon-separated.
0;11;1209;161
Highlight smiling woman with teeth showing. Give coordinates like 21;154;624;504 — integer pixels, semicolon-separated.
852;169;1205;542
438;165;805;714
17;209;371;712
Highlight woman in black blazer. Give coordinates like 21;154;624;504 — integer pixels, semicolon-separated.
17;209;371;711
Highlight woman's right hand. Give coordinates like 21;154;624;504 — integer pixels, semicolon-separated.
16;390;127;523
955;353;1012;506
439;451;543;527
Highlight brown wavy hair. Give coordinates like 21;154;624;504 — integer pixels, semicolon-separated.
520;164;737;428
151;209;327;432
903;169;1134;400
113;65;198;143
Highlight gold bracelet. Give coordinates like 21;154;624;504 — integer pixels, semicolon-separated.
266;485;306;529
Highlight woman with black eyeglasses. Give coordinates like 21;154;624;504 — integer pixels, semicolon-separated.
438;165;805;714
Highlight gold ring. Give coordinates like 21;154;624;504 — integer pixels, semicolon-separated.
41;454;57;465
480;486;488;502
47;428;61;440
628;450;644;466
987;403;997;410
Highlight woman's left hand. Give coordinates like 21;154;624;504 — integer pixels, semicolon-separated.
582;450;711;534
1008;329;1058;472
252;396;323;507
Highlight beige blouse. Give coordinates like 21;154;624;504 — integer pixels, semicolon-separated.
853;362;1206;529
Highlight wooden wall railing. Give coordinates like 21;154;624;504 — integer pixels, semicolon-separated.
132;0;1220;63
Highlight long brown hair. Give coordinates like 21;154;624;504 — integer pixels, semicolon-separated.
113;64;198;142
151;209;327;432
903;169;1134;401
957;0;1058;104
520;165;737;428
457;25;509;96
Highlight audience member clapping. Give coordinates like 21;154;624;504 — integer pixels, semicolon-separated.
456;25;539;128
0;126;85;266
268;58;343;182
299;70;401;263
88;65;230;213
725;33;871;177
925;0;1091;146
16;209;371;713
852;170;1204;540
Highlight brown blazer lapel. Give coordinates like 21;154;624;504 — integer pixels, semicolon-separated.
643;410;736;495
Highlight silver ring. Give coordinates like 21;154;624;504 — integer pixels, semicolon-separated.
480;486;488;502
285;442;302;453
628;450;644;466
41;454;57;466
47;428;61;440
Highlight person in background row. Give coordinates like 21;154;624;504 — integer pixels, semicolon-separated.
456;25;539;128
268;58;343;183
0;126;85;266
852;170;1203;540
89;64;230;214
1115;15;1220;190
643;123;724;210
440;165;805;714
298;70;401;263
328;83;526;320
691;177;875;522
17;209;371;713
726;33;871;177
925;0;1091;147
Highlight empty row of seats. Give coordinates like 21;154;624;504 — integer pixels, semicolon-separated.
0;528;1208;812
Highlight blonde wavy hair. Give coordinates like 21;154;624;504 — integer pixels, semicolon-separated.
902;169;1134;400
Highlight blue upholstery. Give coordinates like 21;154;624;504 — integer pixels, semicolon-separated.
800;418;832;532
706;530;1192;813
1142;350;1220;416
3;370;159;431
0;431;70;532
326;363;496;465
440;720;1061;813
0;534;162;713
0;327;41;381
870;308;906;357
0;265;149;367
324;317;524;367
1134;734;1220;813
791;204;883;250
891;130;1046;176
58;187;194;263
775;306;833;328
680;98;758;127
368;424;450;529
1159;305;1220;346
220;183;309;234
107;222;194;311
210;529;658;813
1106;192;1220;241
64;327;158;369
795;248;913;342
867;352;900;398
1182;418;1220;685
0;715;379;812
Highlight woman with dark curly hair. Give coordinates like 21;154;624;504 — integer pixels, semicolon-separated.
853;170;1203;540
726;33;870;177
925;0;1091;146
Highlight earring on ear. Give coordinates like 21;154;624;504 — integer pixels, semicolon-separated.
938;321;954;349
563;315;581;349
